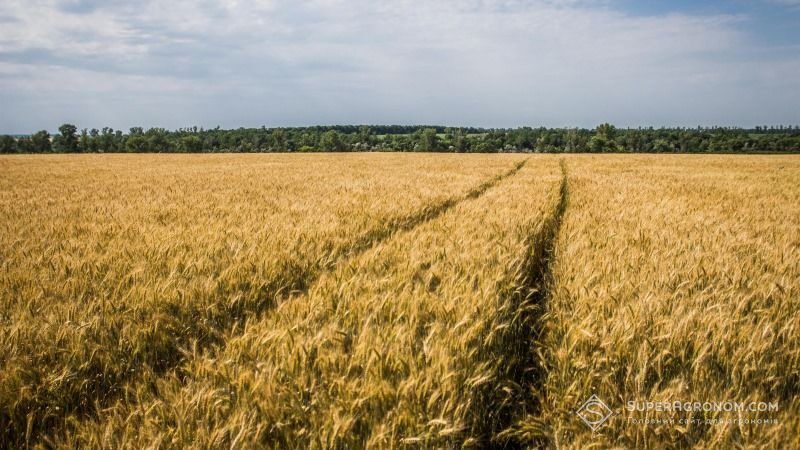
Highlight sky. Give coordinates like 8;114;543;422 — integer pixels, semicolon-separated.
0;0;799;133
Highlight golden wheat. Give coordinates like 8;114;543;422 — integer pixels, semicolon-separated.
509;155;800;449
56;157;564;448
1;153;797;449
0;153;525;447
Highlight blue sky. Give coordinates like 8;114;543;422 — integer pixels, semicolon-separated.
0;0;798;133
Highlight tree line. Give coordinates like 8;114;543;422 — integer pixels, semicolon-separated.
2;123;799;154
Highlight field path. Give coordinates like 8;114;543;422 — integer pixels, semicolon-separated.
508;155;800;448
61;157;565;448
1;154;524;447
493;160;569;447
333;159;527;262
3;156;527;447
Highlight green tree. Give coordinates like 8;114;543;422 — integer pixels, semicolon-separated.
30;130;52;153
417;128;440;151
452;128;468;152
54;124;78;152
125;135;149;152
0;135;16;153
88;128;100;152
357;125;373;148
588;135;612;152
78;128;90;153
596;123;617;140
652;139;672;153
180;136;203;153
299;130;319;149
271;129;287;151
147;129;171;152
16;138;33;153
99;127;116;152
589;123;620;152
534;135;547;153
320;130;346;151
565;128;579;153
515;127;534;150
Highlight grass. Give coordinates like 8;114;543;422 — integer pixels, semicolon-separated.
0;153;797;449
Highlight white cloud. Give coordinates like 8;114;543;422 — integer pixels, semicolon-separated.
0;0;798;131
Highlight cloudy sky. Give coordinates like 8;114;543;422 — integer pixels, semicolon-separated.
1;0;799;133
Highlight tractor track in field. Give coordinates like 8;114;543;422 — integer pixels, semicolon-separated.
186;158;530;360
30;159;529;447
482;159;569;449
221;157;529;335
335;158;528;261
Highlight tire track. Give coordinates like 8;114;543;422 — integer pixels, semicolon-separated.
338;159;527;260
29;159;528;447
184;159;529;365
478;159;569;448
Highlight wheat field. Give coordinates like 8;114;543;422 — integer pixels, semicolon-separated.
0;153;797;449
510;155;800;449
